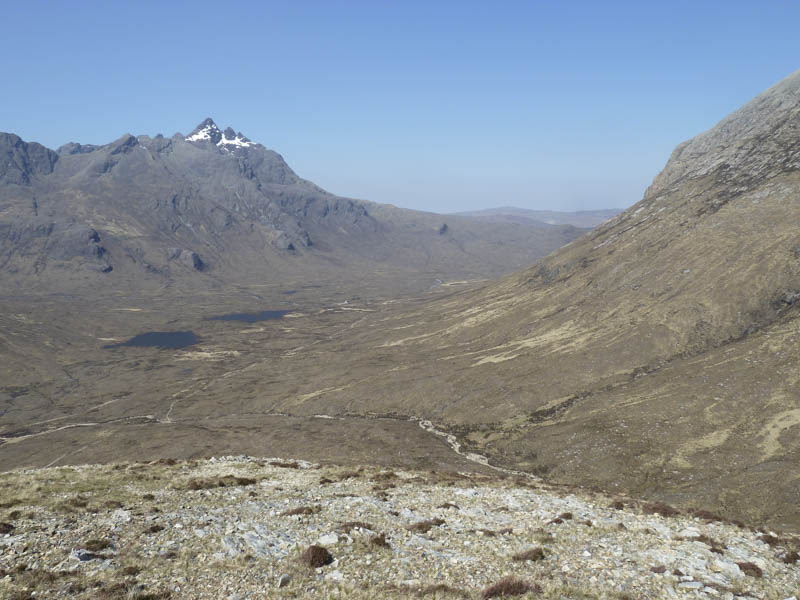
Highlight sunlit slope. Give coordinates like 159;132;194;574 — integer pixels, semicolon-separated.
270;70;800;528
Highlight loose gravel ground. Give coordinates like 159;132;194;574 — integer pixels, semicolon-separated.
1;457;798;599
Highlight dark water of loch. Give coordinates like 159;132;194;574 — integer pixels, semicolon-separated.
206;310;289;324
104;331;199;349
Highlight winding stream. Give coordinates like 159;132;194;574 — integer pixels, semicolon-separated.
411;417;540;481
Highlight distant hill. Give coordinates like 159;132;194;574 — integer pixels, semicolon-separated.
451;207;623;228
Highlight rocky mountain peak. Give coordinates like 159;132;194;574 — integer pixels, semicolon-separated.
185;118;223;144
185;118;254;150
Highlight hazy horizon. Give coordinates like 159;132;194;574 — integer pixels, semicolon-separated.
3;1;798;213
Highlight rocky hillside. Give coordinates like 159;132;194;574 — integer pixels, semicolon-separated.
1;457;798;599
0;119;583;295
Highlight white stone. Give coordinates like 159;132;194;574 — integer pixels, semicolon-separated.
111;509;131;523
318;533;339;545
679;527;701;538
325;569;344;582
712;559;743;580
678;581;703;589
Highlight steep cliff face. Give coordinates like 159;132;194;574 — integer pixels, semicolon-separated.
646;70;800;202
0;133;58;185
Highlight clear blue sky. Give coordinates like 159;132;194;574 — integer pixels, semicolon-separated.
2;1;798;213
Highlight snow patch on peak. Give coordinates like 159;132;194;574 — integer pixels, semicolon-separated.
184;119;255;151
217;132;253;149
186;121;221;143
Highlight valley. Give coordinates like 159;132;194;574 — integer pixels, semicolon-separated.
3;70;800;539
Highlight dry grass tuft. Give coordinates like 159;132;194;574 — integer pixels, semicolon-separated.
98;582;172;599
696;534;726;549
758;533;781;547
338;521;375;532
641;501;680;518
270;460;300;469
185;475;256;490
689;508;726;523
373;483;396;494
418;583;472;598
137;592;172;600
512;547;545;562
406;518;445;534
83;538;111;552
56;496;94;513
736;561;763;578
481;576;539;598
678;533;727;554
782;550;799;564
532;528;554;544
281;505;319;517
298;544;333;568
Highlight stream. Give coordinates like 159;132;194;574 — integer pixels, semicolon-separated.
411;417;539;481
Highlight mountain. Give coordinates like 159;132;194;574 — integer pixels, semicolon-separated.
115;69;799;529
268;69;800;529
452;207;623;228
4;71;800;535
0;119;584;296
